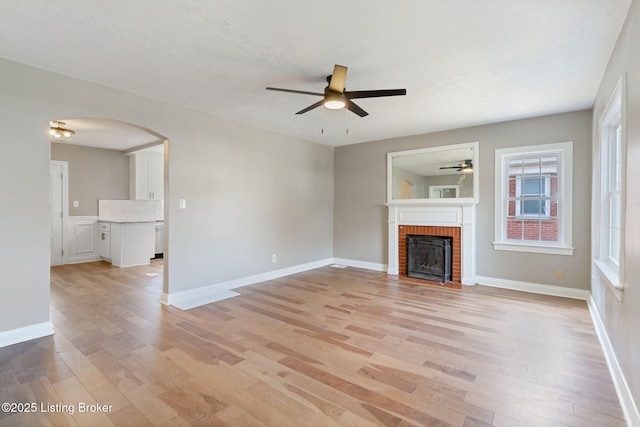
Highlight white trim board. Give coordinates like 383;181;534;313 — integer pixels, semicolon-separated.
474;275;590;300
588;296;640;427
0;322;55;349
163;258;334;310
332;258;388;272
50;160;69;266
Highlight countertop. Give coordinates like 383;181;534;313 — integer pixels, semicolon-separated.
98;219;157;223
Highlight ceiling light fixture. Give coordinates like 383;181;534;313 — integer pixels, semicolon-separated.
49;121;75;140
323;92;346;110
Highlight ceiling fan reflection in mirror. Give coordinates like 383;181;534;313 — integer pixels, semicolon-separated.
440;159;473;172
266;64;406;117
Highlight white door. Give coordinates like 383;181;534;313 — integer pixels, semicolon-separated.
50;161;68;266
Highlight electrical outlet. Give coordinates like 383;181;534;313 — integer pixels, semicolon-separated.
272;254;277;263
555;269;564;279
179;199;186;209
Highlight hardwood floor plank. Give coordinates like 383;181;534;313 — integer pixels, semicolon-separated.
122;384;180;426
0;261;625;426
53;376;116;427
278;356;452;427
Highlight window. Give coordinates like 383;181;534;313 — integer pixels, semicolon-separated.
514;168;553;218
494;142;573;255
607;125;622;266
594;75;626;296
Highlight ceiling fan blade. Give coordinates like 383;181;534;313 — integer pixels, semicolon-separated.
345;89;407;99
295;100;325;115
346;100;368;117
328;65;348;93
266;87;324;97
439;166;460;169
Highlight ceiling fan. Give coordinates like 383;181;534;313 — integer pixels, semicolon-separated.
440;159;473;172
266;64;406;117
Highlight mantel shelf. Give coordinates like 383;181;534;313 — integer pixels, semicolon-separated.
385;199;478;208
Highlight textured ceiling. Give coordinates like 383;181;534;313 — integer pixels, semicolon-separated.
0;1;632;148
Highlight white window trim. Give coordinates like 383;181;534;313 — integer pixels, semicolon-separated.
594;74;626;300
493;142;573;256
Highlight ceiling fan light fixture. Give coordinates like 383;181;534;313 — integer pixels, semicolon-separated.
324;100;346;110
266;64;406;117
49;121;75;140
323;92;346;110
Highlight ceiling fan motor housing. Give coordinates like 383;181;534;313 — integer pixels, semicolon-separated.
324;87;346;109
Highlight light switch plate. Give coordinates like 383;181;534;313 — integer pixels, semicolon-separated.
179;199;186;209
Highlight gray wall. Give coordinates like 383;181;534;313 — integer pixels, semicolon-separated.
51;143;129;216
334;110;592;290
0;58;333;335
591;0;640;414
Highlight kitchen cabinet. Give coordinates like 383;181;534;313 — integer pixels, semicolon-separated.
101;221;154;268
98;222;111;259
154;221;164;256
130;152;163;200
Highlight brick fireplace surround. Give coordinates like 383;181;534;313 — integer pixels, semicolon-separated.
398;225;461;284
387;203;477;286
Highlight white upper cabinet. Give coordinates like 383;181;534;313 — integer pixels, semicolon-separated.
130;152;164;200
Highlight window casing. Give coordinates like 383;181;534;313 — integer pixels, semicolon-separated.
494;142;573;255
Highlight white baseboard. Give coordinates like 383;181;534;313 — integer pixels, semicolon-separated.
588;296;640;427
0;321;55;348
68;254;102;264
474;275;590;300
164;258;334;310
332;258;388;272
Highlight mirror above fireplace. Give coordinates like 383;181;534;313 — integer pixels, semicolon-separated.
387;141;479;204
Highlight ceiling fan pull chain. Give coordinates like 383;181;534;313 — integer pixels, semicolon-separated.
345;102;349;134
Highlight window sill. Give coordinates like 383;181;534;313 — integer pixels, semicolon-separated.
594;259;624;301
493;242;574;256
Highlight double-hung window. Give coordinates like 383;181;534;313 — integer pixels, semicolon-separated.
515;168;552;218
594;74;626;298
494;142;573;255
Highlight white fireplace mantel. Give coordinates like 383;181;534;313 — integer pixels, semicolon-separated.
387;202;477;285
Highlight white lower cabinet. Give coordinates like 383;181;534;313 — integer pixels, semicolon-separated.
98;222;111;259
99;221;154;267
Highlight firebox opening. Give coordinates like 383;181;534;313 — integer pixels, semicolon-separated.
406;235;453;283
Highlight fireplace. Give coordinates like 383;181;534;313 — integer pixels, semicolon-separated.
406;235;453;283
387;204;476;286
398;225;461;283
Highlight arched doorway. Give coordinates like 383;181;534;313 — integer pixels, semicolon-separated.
49;117;169;299
399;180;414;199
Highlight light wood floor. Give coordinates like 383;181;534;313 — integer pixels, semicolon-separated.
0;260;626;426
